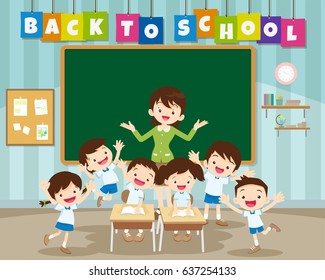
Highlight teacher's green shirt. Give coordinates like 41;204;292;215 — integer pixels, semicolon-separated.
133;125;196;163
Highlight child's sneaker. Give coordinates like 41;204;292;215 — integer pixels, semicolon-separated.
134;232;145;242
215;219;228;226
248;245;261;254
269;223;281;232
123;232;133;242
97;196;103;207
60;246;71;254
173;233;182;242
44;234;50;246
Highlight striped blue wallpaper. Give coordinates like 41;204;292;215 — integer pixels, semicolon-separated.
0;0;324;206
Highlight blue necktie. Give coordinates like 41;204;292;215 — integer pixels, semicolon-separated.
103;167;109;172
65;207;71;210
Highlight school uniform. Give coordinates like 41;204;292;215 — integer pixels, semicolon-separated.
54;204;78;231
173;191;191;207
204;170;230;204
242;209;264;234
126;183;144;204
95;162;119;194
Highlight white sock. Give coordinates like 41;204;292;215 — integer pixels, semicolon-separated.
124;229;129;233
102;197;106;200
204;213;208;220
186;230;191;234
174;230;178;234
138;229;143;233
216;214;221;220
49;234;54;240
254;239;259;246
62;242;67;248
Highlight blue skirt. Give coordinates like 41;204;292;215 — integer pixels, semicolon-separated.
55;222;74;231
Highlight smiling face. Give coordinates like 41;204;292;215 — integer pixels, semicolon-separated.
234;184;269;211
86;145;113;172
126;164;156;190
54;181;82;207
164;170;196;193
148;99;184;126
204;151;236;178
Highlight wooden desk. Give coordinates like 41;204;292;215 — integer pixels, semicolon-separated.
109;204;155;252
158;207;206;253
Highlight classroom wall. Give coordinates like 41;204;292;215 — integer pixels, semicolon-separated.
0;0;324;207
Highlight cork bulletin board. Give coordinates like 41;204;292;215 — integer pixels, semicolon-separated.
6;89;54;145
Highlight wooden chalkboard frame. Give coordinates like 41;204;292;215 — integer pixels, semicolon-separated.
61;45;256;165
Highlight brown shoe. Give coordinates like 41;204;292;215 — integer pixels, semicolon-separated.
123;232;133;242
215;219;228;226
134;232;145;242
173;233;182;242
269;223;281;232
97;196;103;207
248;245;261;254
154;209;160;220
44;234;50;246
60;246;71;254
183;233;192;242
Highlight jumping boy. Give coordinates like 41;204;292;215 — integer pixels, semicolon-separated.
78;138;124;207
220;176;284;254
189;141;254;226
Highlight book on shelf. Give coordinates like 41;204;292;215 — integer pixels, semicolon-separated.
285;100;301;105
172;209;195;217
121;206;145;215
264;94;274;105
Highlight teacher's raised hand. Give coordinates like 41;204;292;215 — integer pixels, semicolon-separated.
193;119;208;131
120;121;136;132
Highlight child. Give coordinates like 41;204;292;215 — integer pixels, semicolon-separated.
156;158;204;242
220;176;284;254
78;138;124;207
118;158;158;242
189;141;254;226
39;171;96;254
120;86;208;208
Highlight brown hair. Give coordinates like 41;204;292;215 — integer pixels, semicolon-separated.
234;176;268;196
205;141;241;171
149;86;186;128
127;158;159;176
156;158;204;185
79;138;106;172
39;171;84;207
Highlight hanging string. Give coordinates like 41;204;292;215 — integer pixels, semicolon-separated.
94;0;97;13
150;0;152;18
292;0;295;19
73;0;75;15
204;0;207;10
268;0;271;18
226;0;228;17
248;0;251;14
185;0;187;16
52;0;55;14
31;0;34;12
128;0;130;15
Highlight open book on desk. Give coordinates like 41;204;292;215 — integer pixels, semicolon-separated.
121;206;145;215
172;209;194;217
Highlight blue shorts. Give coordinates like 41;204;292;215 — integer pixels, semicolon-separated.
55;222;74;232
100;183;118;195
204;193;221;204
249;226;264;234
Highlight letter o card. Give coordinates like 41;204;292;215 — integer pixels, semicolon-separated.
257;16;281;44
21;12;43;38
174;15;197;42
42;13;61;41
139;17;164;44
116;14;140;42
193;9;218;38
237;13;261;41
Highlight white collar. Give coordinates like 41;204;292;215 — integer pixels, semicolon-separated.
157;125;171;132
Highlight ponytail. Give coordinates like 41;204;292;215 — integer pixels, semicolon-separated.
39;200;51;208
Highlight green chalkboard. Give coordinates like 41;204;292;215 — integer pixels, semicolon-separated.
61;46;255;164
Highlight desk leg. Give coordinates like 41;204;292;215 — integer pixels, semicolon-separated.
159;222;164;252
110;223;114;252
152;222;156;252
201;228;205;253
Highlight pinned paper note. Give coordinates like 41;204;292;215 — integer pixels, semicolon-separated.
37;124;48;140
22;126;30;135
13;123;21;131
14;99;28;116
34;99;48;115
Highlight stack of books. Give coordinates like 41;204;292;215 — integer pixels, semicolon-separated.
285;124;297;128
264;94;274;105
297;122;307;128
285;100;301;106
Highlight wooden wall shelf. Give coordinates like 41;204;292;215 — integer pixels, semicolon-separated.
275;127;310;137
262;105;310;118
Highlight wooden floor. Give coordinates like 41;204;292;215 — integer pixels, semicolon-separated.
0;208;324;260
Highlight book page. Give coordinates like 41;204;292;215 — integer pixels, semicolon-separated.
172;209;194;217
121;206;145;215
